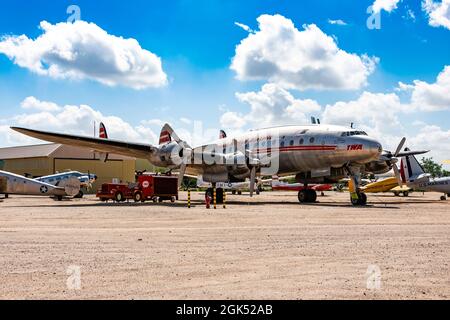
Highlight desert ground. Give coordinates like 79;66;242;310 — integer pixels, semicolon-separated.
0;191;449;300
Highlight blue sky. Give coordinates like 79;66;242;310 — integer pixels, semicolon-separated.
0;0;449;165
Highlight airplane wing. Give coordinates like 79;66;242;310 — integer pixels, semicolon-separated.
11;127;158;159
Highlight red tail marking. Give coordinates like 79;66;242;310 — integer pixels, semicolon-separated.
159;130;171;144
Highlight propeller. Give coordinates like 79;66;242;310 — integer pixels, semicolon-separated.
249;166;256;197
380;137;428;187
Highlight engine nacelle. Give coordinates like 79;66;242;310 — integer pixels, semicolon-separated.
365;161;391;175
155;142;184;167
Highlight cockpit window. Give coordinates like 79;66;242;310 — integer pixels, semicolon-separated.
341;131;368;137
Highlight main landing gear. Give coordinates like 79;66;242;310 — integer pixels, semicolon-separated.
298;188;317;203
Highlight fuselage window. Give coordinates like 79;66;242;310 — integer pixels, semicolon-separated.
310;137;315;144
299;138;304;145
290;140;294;146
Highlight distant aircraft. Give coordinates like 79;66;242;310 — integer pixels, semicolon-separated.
400;152;450;201
35;171;97;198
354;176;412;197
271;176;332;196
0;170;81;201
12;122;428;206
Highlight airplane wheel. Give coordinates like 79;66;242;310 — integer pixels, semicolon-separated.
133;192;143;202
74;190;84;199
307;189;317;203
237;191;242;195
115;192;124;202
232;190;236;195
351;192;367;206
5;194;9;198
298;190;308;203
256;189;260;195
440;195;447;201
403;191;409;197
57;195;63;201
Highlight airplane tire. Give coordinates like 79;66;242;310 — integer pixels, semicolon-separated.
57;195;63;201
115;192;124;202
74;190;84;199
298;190;308;203
440;195;447;201
133;191;143;202
351;192;367;206
307;189;317;203
232;190;236;195
403;191;409;197
237;191;242;195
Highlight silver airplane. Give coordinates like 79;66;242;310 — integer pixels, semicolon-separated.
11;123;428;206
36;171;97;198
400;152;450;201
0;170;81;201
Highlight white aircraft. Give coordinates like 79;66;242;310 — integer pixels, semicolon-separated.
400;151;450;201
196;175;269;195
11;123;428;206
0;170;81;201
36;171;97;198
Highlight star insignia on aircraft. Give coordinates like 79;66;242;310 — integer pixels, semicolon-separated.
40;186;48;194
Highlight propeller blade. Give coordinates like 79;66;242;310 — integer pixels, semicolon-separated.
396;150;429;157
249;166;256;197
394;137;406;157
178;163;186;188
392;164;403;187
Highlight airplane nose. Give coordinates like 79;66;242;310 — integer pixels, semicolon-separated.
362;137;383;159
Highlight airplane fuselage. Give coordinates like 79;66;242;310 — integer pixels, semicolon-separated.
163;125;383;183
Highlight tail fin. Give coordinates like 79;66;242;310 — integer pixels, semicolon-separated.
219;130;227;139
159;123;191;148
99;122;108;139
159;125;172;145
98;122;109;162
401;152;425;183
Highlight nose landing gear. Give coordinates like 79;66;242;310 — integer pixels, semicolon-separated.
351;192;367;206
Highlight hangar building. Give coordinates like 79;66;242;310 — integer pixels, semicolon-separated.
0;143;136;191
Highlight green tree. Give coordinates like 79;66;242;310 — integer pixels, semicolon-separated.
421;157;450;178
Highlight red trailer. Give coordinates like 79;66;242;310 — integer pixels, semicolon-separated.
96;175;178;203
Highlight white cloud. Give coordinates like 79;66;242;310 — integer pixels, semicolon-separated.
1;97;160;147
422;0;450;30
220;83;321;130
231;14;378;91
234;22;254;33
409;125;450;163
321;91;408;144
409;65;450;111
0;20;167;89
328;19;348;26
372;0;401;13
220;111;247;129
21;96;61;111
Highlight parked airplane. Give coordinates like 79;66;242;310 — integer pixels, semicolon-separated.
36;171;97;198
400;151;450;201
351;176;411;197
196;175;270;195
271;176;332;196
0;170;81;200
11;123;428;206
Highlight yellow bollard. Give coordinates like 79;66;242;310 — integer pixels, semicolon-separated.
213;187;217;210
187;189;191;208
223;190;226;209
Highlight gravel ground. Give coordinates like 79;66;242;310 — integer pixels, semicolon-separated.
0;191;449;300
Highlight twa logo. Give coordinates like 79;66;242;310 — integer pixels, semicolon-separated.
347;144;363;151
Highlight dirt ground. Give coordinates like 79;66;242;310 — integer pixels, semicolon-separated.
0;191;449;300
